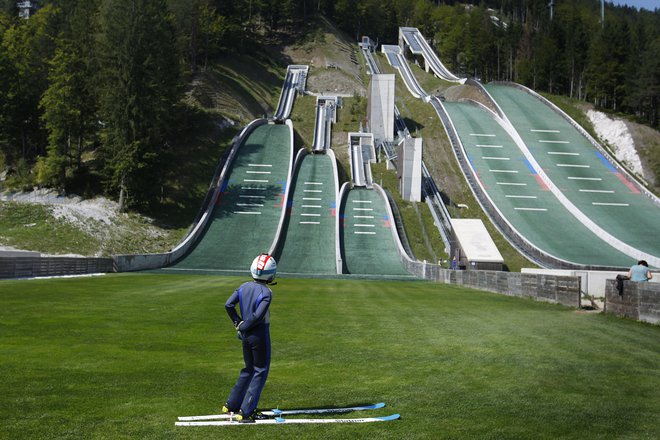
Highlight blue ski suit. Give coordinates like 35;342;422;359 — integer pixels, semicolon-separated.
225;280;272;417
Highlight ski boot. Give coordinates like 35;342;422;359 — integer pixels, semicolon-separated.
221;403;242;421
237;410;268;423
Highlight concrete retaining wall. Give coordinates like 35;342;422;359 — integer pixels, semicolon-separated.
0;257;114;279
523;268;658;301
604;280;660;325
403;259;581;308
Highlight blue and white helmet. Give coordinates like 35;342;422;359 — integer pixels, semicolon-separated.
250;254;277;283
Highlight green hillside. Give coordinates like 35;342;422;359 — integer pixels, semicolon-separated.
1;8;657;271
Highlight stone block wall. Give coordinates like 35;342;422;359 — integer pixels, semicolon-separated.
605;279;660;325
402;259;581;308
0;257;114;279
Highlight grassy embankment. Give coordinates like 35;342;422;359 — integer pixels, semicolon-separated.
0;273;658;439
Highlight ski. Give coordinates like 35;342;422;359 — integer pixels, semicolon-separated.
178;402;385;421
175;413;400;426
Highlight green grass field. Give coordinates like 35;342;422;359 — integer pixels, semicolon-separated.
1;274;658;439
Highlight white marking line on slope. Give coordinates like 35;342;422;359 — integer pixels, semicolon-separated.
539;140;569;144
531;129;560;133
234;211;262;215
248;164;272;167
557;164;590;168
354;231;376;235
497;182;527;186
243;179;269;183
505;195;537;199
514;207;548;211
592;202;629;207
548;152;579;156
490;170;518;173
482;157;510;160
476;144;503;148
579;189;614;193
299;221;320;225
469;133;496;137
568;177;601;181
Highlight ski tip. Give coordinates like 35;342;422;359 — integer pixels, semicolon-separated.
378;414;401;421
372;402;386;410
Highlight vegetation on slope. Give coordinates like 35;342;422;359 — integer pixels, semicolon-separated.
0;4;656;269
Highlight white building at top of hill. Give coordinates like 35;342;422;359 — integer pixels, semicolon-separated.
17;1;39;19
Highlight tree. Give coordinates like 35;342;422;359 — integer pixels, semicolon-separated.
555;1;590;99
96;0;181;210
0;5;60;168
38;1;99;192
436;4;465;75
626;38;659;126
0;11;17;164
534;31;561;93
38;45;76;190
169;0;206;73
198;3;233;68
0;0;16;16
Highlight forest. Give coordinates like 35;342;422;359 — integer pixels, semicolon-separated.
0;0;657;210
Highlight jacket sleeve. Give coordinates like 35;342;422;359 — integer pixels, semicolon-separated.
238;289;271;332
225;289;241;327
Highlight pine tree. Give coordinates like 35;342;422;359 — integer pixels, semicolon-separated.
0;4;59;168
96;0;181;210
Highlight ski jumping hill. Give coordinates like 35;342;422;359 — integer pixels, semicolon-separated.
385;26;659;269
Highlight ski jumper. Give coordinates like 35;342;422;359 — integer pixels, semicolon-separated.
225;281;272;417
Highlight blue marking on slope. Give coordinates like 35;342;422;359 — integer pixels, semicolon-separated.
467;154;475;171
524;159;537;174
595;151;617;172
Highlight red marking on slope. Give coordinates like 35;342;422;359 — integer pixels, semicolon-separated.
534;175;550;191
274;193;285;207
615;173;640;194
215;192;229;205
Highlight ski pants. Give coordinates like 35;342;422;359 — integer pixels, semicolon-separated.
227;324;271;416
